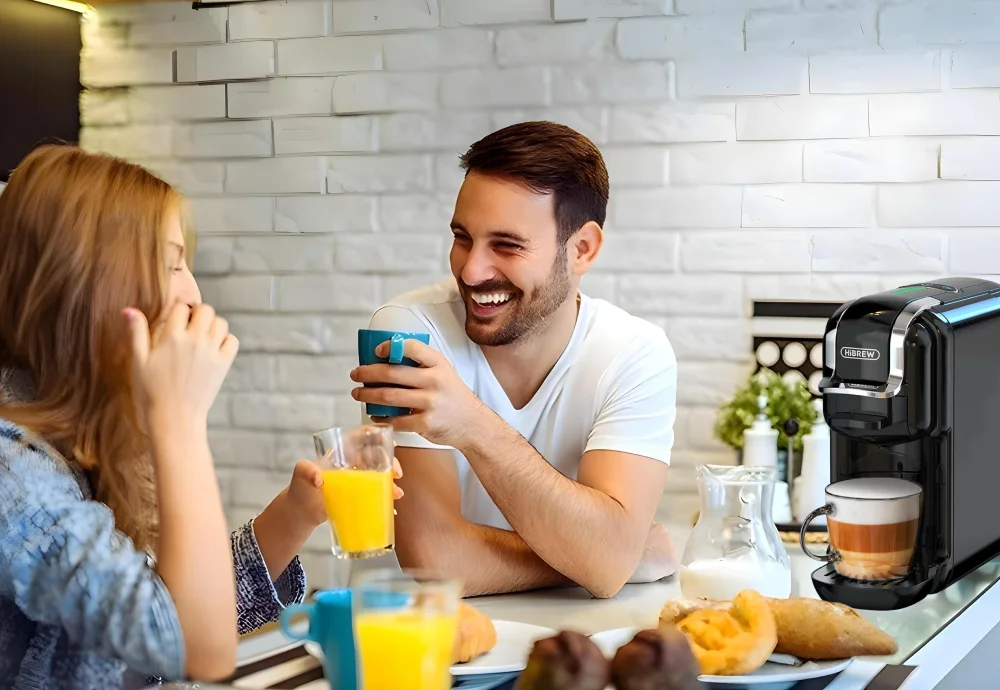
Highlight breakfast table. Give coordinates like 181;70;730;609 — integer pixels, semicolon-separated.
153;523;1000;690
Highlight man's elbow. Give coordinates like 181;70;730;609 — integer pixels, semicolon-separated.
581;569;630;600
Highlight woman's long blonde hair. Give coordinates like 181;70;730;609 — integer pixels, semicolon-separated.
0;144;184;551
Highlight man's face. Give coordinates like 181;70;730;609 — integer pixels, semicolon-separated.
449;172;574;347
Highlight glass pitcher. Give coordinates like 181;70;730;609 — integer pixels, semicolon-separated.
679;464;792;601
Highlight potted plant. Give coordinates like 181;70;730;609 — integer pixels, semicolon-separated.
714;368;818;480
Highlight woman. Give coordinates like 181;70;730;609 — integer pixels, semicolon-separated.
0;145;394;689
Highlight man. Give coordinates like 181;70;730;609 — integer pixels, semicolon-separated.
350;122;677;599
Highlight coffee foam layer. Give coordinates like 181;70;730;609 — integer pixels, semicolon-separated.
827;494;921;525
827;478;922;500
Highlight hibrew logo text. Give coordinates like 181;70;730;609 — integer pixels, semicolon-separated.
840;347;881;361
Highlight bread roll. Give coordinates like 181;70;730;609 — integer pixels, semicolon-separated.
453;603;498;664
515;631;609;690
610;628;702;690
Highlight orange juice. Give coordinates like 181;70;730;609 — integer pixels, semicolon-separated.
355;611;458;690
321;469;393;554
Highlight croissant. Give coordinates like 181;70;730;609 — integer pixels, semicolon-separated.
453;603;498;664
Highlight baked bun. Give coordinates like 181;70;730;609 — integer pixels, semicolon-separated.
452;603;498;664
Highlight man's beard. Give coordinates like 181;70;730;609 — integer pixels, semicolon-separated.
461;251;574;347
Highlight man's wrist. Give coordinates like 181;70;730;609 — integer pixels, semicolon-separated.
453;402;506;458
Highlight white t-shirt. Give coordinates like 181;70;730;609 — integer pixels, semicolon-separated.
365;278;678;531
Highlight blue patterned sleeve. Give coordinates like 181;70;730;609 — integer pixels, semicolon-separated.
0;435;186;680
231;519;307;635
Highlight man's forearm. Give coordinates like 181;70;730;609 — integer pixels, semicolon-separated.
458;523;573;596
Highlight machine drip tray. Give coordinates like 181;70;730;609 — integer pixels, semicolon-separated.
811;564;937;610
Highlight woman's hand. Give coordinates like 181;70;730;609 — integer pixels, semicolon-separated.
124;302;238;427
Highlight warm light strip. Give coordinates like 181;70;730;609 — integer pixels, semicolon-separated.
29;0;93;14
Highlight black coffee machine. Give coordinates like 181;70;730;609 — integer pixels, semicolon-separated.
814;277;1000;610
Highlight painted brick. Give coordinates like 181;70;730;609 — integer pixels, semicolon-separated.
869;92;1000;136
441;68;549;109
129;85;226;122
743;184;875;228
597;231;677;271
232;393;336;432
327;155;433;193
222;354;277;392
274;196;377;233
661;320;751;363
952;45;1000;89
80;48;174;87
229;314;370;354
803;0;908;7
129;7;227;46
676;0;793;12
950;230;1000;273
681;231;813;273
435;154;467;194
383;273;450;299
208;394;231;428
615;187;743;228
175;42;275;83
677;362;752;405
380;194;454;231
229;0;330;40
228;78;335;118
941;138;1000;181
497;20;615;67
552;62;669;104
332;73;440;114
379;113;493;152
192;237;233;275
226;157;327;195
737;96;869;140
144;161;225;195
618;275;745;316
745;10;877;53
332;0;440;34
602;146;669;187
208;430;275;469
274;432;324;470
677;55;806;98
276;275;380;312
191;197;274;235
80;89;128;126
232;236;336;273
382;29;493;71
617;16;743;60
79;125;174;159
277;36;383;76
745;274;883;302
804;139;939;183
809;51;940;94
879;1;1000;49
554;0;671;20
440;0;551;26
812;230;948;273
879;182;1000;227
334;234;444;272
174;120;273;159
491;108;606;145
277;355;356;393
199;276;273;312
609;102;735;143
577;275;613;303
272;116;377;155
670;142;802;185
94;1;202;22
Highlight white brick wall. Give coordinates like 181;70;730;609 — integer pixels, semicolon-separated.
79;0;1000;589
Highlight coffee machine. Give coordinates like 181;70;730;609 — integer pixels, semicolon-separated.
814;277;1000;610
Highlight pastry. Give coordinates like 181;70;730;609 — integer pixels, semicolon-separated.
453;603;498;664
610;628;702;690
515;631;610;690
659;595;897;660
675;590;777;676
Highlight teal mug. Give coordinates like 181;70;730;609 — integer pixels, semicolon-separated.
357;329;431;417
279;589;358;690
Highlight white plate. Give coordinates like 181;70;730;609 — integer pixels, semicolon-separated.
590;628;853;689
304;620;556;678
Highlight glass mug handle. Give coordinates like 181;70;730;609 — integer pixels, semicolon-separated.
800;504;839;563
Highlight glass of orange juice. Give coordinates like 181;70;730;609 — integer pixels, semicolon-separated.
352;569;462;690
313;424;395;560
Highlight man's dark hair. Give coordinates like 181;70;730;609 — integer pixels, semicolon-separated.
459;121;610;245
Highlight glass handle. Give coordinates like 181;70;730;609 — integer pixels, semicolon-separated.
800;504;839;563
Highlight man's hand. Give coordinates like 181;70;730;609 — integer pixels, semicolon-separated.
628;523;678;584
350;339;489;448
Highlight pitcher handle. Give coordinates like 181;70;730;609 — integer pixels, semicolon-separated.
800;504;840;563
279;603;314;642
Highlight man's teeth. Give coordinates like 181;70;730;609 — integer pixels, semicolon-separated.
472;292;512;306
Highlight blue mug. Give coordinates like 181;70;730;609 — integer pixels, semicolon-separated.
357;328;431;417
280;589;358;690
